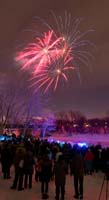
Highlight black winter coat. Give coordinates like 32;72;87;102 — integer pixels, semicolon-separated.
54;160;67;185
23;151;35;174
40;159;52;182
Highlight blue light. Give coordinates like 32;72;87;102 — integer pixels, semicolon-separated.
48;138;54;143
0;136;5;141
61;141;65;145
47;138;88;148
77;142;88;147
59;141;65;147
0;135;12;141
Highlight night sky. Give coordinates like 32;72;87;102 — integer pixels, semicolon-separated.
0;0;109;118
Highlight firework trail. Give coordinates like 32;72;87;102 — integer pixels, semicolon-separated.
50;11;95;67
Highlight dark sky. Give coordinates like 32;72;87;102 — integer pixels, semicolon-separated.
0;0;109;118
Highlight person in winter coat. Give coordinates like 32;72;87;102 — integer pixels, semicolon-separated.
23;149;35;189
84;148;94;175
54;154;67;200
40;154;52;199
70;146;84;199
1;143;12;179
35;156;42;182
10;146;25;191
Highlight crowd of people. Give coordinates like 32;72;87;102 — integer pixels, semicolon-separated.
0;137;109;199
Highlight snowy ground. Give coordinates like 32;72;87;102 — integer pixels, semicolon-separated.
48;133;109;147
0;167;108;200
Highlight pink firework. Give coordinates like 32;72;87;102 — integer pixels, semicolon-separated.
31;54;74;93
16;30;63;74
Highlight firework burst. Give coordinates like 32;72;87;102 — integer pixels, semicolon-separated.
31;54;75;93
16;30;63;74
15;11;94;93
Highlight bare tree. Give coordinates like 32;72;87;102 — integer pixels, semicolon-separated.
55;110;86;122
0;75;29;133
